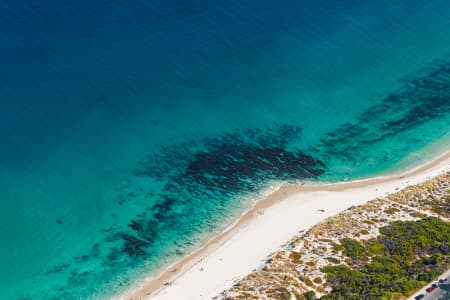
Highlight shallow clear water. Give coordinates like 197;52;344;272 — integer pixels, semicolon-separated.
1;0;450;299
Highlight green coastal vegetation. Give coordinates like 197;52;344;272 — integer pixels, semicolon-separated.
223;175;449;300
305;217;450;300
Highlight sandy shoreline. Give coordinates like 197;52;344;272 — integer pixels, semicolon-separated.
116;150;450;300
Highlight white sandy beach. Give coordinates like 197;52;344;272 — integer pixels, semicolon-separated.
117;150;450;300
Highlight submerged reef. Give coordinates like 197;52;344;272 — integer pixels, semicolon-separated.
40;123;325;299
315;58;450;164
117;123;325;260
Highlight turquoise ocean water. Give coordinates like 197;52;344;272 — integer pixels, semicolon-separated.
1;0;450;299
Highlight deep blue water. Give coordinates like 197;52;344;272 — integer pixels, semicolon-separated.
1;0;450;299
